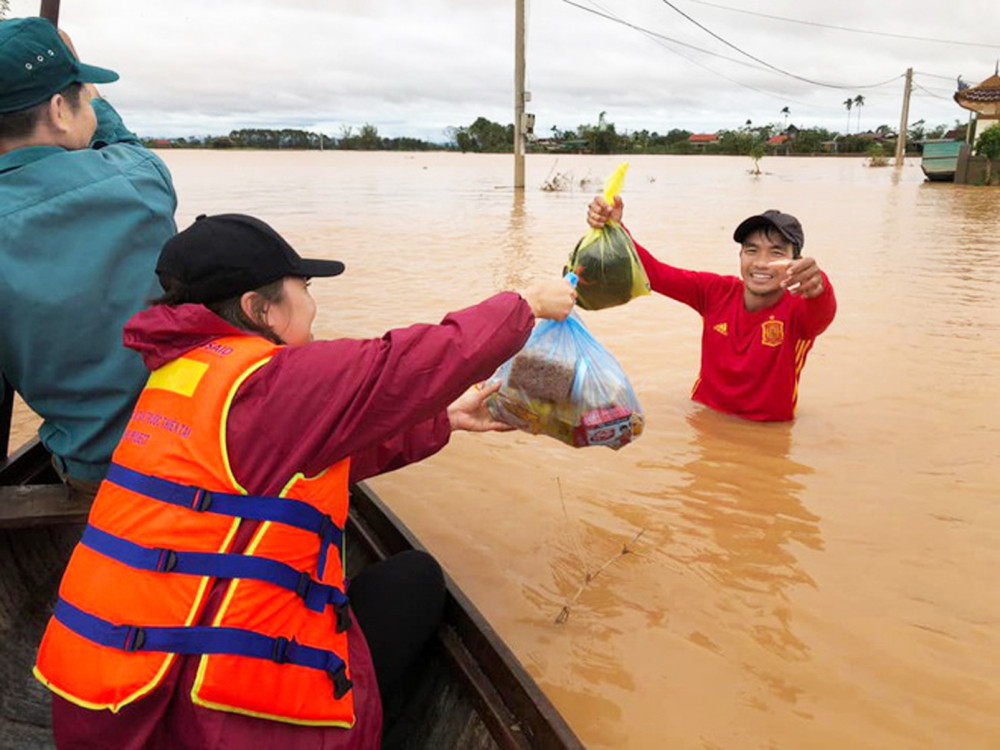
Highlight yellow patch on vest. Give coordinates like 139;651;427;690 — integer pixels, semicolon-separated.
713;322;728;336
146;358;209;397
761;318;785;347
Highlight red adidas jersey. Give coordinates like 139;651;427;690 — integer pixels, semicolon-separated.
633;240;836;421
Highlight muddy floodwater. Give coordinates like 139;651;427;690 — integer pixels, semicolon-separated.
11;151;1000;748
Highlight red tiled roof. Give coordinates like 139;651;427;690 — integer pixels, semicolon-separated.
768;135;789;144
688;133;718;142
955;74;1000;105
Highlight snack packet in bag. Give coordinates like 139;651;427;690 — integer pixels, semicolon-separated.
563;161;651;311
486;310;645;450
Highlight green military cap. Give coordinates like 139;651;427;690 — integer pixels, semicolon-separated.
0;17;118;114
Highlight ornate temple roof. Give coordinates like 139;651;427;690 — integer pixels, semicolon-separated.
954;72;1000;115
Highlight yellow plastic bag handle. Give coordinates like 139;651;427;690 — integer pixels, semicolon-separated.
579;161;629;247
602;161;629;211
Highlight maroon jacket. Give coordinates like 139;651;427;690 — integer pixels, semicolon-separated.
51;292;535;750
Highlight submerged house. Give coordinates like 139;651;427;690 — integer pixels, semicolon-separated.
954;67;1000;143
767;126;798;155
949;66;1000;184
767;134;790;154
687;133;719;150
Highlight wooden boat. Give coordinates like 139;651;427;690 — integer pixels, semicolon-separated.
919;139;963;181
0;429;584;749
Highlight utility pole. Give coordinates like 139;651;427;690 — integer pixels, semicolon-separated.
39;0;60;25
514;0;526;189
895;67;913;167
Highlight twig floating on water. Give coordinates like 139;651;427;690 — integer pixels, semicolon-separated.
555;528;646;625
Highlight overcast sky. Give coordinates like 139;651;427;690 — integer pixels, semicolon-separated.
6;0;1000;141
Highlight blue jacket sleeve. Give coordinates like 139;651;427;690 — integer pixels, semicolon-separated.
89;98;139;148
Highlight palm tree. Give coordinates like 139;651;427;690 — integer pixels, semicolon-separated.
843;98;853;134
781;106;790;129
853;95;865;133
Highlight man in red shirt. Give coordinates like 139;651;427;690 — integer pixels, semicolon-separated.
587;198;836;421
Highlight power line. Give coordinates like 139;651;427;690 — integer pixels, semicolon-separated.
561;0;901;92
914;70;961;82
579;0;823;110
682;0;1000;51
912;84;952;101
911;81;958;94
559;0;971;130
656;0;902;90
563;0;790;75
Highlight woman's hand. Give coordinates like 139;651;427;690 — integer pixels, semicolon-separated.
447;381;513;433
521;277;576;321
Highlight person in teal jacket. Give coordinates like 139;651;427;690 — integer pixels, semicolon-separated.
0;18;177;502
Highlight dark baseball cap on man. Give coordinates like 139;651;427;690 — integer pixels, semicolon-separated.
156;214;346;304
733;210;805;251
0;18;119;114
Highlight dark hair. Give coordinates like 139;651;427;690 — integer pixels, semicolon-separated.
150;276;288;344
744;225;801;260
0;82;84;142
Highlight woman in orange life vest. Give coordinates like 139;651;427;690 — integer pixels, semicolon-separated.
33;213;577;750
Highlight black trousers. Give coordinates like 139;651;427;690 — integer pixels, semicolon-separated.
347;550;446;698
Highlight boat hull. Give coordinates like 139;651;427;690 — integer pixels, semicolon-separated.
0;440;582;749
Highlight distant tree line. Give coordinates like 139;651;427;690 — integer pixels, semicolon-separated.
143;114;970;156
146;124;445;151
446;117;514;153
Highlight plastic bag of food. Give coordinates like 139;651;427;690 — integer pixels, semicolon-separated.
563;162;651;311
486;309;644;450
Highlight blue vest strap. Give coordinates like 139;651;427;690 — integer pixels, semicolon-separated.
81;524;350;624
105;462;343;579
54;597;353;700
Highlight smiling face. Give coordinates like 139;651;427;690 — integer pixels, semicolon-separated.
739;227;795;310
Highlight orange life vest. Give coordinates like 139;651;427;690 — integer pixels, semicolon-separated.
34;334;357;727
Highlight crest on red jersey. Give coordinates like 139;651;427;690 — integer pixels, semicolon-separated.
761;319;784;347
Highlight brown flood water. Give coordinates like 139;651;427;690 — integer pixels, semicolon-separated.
11;152;1000;748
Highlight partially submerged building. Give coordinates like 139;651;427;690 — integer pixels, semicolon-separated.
951;66;1000;184
954;66;1000;144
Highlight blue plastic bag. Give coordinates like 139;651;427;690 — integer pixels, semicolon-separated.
486;311;644;450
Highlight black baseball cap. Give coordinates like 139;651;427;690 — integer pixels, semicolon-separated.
733;210;805;251
0;18;119;114
156;214;345;304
